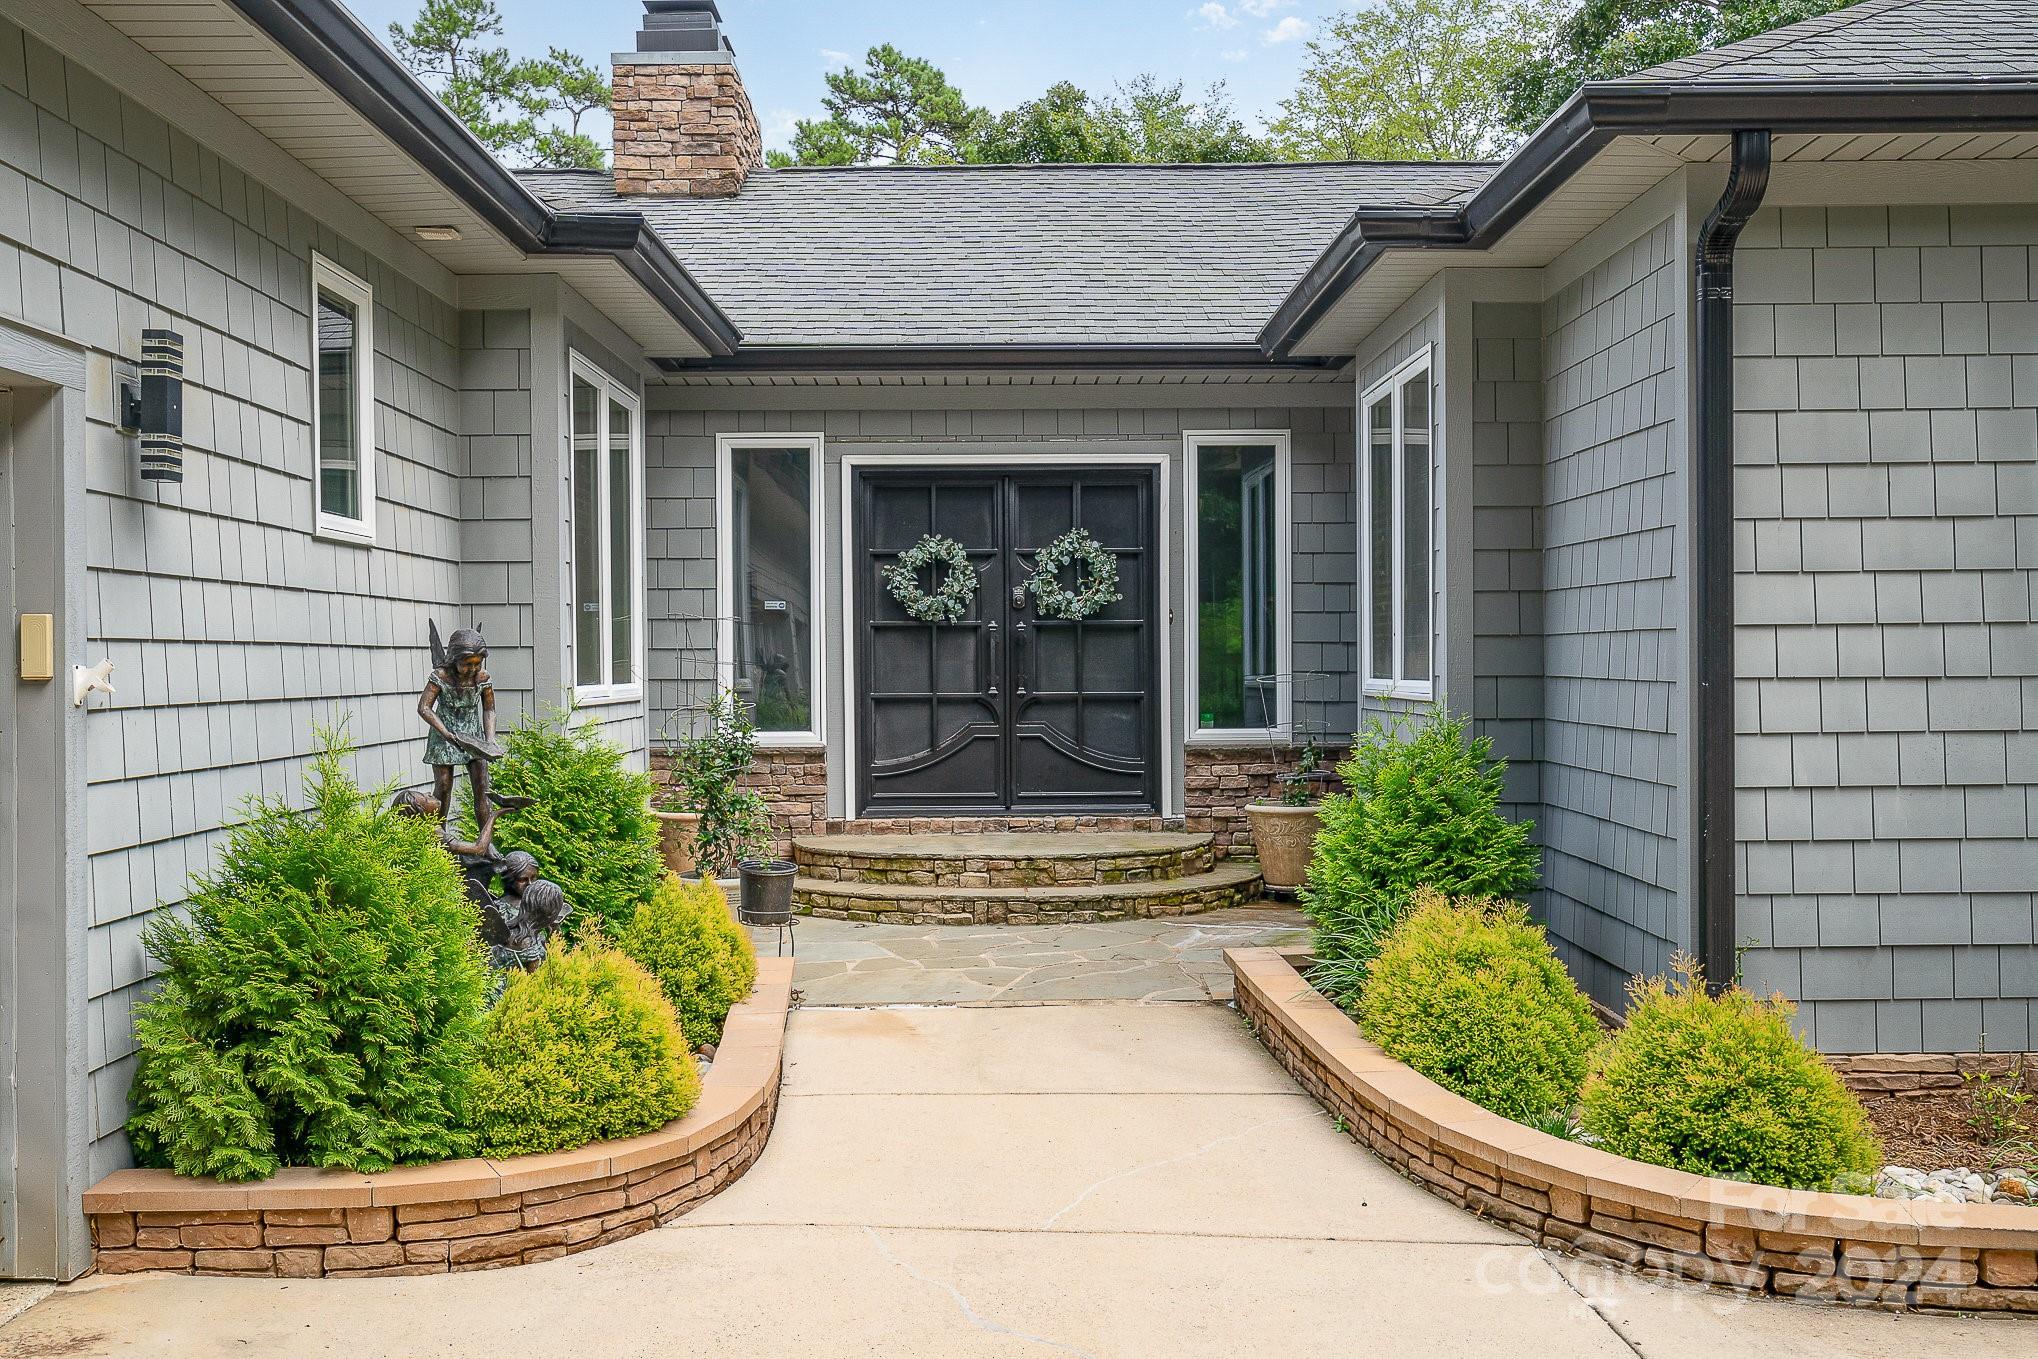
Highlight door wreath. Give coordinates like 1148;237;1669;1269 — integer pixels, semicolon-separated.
1026;528;1123;621
882;534;978;624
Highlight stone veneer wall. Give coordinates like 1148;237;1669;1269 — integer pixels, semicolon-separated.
1826;1051;2037;1097
1231;947;2038;1313
83;960;791;1278
652;745;828;858
611;63;761;198
1184;744;1347;856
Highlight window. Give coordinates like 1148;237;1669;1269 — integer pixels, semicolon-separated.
311;255;375;540
717;435;824;744
1361;347;1433;699
568;354;643;701
1186;432;1290;738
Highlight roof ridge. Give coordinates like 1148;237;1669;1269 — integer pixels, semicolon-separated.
1636;0;1928;80
741;159;1501;173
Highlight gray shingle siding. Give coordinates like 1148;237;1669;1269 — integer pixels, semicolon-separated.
1733;201;2038;1054
0;16;470;1176
1536;218;1690;1008
460;308;535;722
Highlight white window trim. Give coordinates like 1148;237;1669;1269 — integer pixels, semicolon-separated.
1183;430;1292;744
567;351;646;706
309;253;376;544
1360;345;1436;703
716;433;827;747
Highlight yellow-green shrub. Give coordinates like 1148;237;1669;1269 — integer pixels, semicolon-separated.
468;944;699;1157
1579;962;1882;1190
1355;890;1600;1123
618;876;759;1049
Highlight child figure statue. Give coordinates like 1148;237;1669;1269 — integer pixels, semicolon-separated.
417;621;509;839
480;864;573;998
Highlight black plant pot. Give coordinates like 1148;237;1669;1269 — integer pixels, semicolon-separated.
737;857;797;926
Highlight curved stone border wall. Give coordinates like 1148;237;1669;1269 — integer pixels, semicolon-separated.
82;957;794;1278
1228;947;2038;1314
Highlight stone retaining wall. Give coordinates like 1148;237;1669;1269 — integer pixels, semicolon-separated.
1229;947;2038;1314
1828;1052;2037;1098
82;959;794;1279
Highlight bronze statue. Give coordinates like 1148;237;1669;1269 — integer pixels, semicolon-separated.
417;622;508;839
480;867;573;993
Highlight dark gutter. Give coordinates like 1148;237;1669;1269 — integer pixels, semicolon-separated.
1262;77;2038;357
657;345;1349;374
223;0;740;356
1694;130;1771;994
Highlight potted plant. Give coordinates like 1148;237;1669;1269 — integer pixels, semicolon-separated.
1246;739;1325;894
663;690;773;888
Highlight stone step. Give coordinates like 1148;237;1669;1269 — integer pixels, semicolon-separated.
792;862;1264;927
792;831;1216;887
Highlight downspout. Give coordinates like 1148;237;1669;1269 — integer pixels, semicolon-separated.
1694;129;1772;993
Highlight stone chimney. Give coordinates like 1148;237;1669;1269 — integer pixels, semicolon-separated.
612;0;762;197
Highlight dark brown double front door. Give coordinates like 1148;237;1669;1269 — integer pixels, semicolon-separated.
854;466;1159;817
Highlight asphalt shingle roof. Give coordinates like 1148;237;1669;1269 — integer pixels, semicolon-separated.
1630;0;2038;83
521;162;1491;348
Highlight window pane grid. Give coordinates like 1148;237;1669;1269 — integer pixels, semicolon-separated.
1363;356;1433;696
569;362;641;698
731;445;816;735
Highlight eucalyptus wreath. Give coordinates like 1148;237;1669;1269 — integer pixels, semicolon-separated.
882;533;978;624
1026;528;1123;621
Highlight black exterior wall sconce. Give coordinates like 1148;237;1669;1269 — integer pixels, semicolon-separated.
118;328;185;483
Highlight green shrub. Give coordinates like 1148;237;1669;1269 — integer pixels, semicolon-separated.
126;729;488;1181
484;711;663;939
660;689;772;879
467;943;700;1157
1304;708;1539;1003
1355;890;1601;1123
618;876;758;1049
1579;960;1883;1190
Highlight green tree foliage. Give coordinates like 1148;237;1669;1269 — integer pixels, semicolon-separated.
1505;0;1865;134
1580;959;1883;1189
1303;708;1540;991
771;45;986;167
467;943;700;1157
1273;0;1549;161
1357;890;1600;1122
618;877;759;1049
126;729;488;1181
975;76;1270;164
484;711;664;940
390;0;612;169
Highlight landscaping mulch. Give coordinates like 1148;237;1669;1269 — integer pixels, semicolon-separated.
1861;1085;2030;1172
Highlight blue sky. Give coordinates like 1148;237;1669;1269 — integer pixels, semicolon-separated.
340;0;1349;154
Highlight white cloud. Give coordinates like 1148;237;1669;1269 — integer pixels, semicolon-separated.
1239;0;1292;16
820;48;854;65
764;108;800;145
1193;3;1239;30
1220;47;1250;63
1263;15;1309;44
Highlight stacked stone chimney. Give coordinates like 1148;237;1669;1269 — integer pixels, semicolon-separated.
612;0;762;197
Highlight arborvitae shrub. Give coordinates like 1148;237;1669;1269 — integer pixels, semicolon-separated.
467;943;700;1157
1580;960;1883;1190
126;730;488;1181
484;711;663;939
618;876;758;1049
1304;708;1539;1005
1357;890;1601;1123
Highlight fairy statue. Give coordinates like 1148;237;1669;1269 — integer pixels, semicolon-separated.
480;856;573;998
417;621;512;839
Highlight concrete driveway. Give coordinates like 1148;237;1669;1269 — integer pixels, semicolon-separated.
0;936;2019;1357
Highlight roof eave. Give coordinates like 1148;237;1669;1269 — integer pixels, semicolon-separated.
1261;77;2038;359
224;0;740;357
657;345;1350;374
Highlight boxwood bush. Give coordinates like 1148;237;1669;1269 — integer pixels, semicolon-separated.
483;711;664;939
618;876;758;1049
1304;708;1539;1005
126;730;488;1180
1580;961;1883;1190
467;943;700;1157
1356;890;1600;1123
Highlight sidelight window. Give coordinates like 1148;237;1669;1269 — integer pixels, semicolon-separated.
1186;432;1291;738
1361;348;1433;700
568;354;643;702
717;434;824;744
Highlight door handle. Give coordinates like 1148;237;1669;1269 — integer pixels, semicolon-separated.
1011;585;1028;611
984;621;999;697
1013;620;1028;697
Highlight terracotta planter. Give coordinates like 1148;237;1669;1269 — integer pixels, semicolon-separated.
653;809;699;877
1245;803;1321;893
